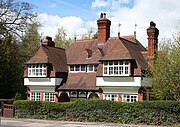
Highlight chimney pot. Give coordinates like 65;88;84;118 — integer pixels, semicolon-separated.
100;13;103;18
104;13;106;18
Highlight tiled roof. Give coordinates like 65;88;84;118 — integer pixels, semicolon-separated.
66;39;102;64
63;36;148;90
67;37;148;69
26;45;68;73
59;73;98;90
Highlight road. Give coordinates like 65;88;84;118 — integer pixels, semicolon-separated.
0;117;162;127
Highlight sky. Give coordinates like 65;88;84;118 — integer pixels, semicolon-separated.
23;0;180;46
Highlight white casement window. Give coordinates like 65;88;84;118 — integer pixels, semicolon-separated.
44;92;55;102
104;94;118;101
103;60;130;76
28;64;46;77
30;92;40;101
70;65;86;72
123;94;138;102
70;64;97;72
87;65;97;72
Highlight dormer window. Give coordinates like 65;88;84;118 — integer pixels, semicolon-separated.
28;64;47;77
103;60;130;76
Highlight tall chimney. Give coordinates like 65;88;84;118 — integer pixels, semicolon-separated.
147;21;159;67
97;13;111;43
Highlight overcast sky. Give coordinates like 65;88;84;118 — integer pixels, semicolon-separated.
24;0;180;47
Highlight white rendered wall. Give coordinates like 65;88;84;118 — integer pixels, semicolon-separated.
24;77;63;86
96;77;141;87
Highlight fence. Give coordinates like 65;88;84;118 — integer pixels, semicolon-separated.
1;103;14;117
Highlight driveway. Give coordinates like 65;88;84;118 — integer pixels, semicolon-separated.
0;117;162;127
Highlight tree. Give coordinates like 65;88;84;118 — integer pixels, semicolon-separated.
92;31;98;39
0;35;25;99
54;27;73;49
149;37;180;101
81;28;97;40
20;23;40;62
0;0;36;99
0;0;37;39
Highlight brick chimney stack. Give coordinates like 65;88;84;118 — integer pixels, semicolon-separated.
97;13;111;43
147;21;159;67
42;36;55;47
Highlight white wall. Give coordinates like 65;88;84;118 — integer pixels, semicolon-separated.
96;77;141;87
24;77;63;86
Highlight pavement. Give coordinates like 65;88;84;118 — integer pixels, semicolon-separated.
0;117;163;127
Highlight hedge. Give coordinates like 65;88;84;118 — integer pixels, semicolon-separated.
14;99;180;125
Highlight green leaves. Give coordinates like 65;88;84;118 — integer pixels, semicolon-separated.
149;41;180;100
14;100;180;125
54;27;73;49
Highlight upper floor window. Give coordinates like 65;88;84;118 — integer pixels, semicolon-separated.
87;65;97;72
69;64;97;72
103;60;130;76
28;64;46;77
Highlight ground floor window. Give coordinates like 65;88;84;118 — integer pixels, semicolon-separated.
30;92;40;101
123;94;138;102
44;92;54;102
104;94;118;101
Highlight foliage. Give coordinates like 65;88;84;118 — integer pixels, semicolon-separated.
0;0;37;39
81;28;97;40
54;27;73;49
0;36;25;99
0;0;37;99
14;92;22;101
14;99;180;125
148;40;180;101
19;23;40;62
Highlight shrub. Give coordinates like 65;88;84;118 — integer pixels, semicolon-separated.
14;99;180;125
14;92;22;101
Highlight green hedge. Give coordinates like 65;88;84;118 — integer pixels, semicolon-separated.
14;99;180;125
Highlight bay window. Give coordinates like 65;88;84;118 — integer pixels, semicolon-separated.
103;60;130;76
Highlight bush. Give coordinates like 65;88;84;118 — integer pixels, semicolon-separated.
14;92;22;101
14;99;180;125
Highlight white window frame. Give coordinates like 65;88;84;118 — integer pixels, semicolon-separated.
30;92;40;101
103;60;130;76
69;64;97;72
44;92;55;102
104;93;118;101
122;94;138;102
87;65;97;72
69;65;86;72
28;64;47;77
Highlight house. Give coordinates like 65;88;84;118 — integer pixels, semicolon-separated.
24;36;68;102
24;13;159;102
